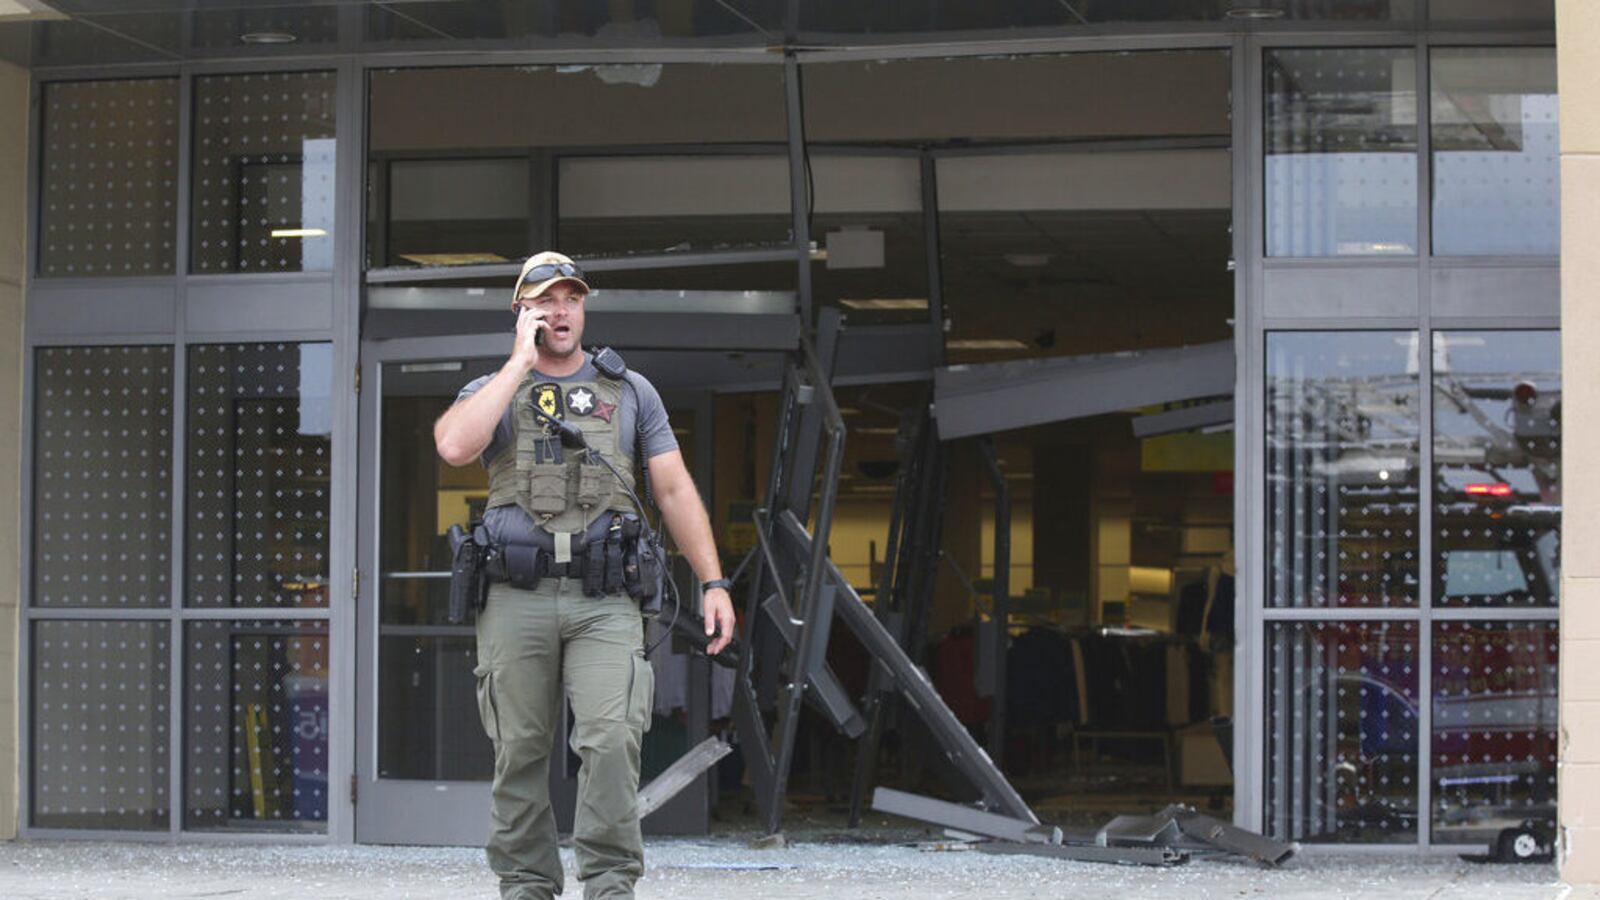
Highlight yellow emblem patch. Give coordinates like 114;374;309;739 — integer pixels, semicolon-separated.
533;383;562;420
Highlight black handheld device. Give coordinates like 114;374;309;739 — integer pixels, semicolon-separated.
511;303;544;346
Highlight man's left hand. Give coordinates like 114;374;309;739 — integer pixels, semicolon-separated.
703;587;737;656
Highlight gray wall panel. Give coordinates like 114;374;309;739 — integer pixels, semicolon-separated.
1262;267;1419;319
186;279;335;334
28;282;177;337
1431;265;1558;318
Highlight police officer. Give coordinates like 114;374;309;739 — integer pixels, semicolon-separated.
434;251;737;900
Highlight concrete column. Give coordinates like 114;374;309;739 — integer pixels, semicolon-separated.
0;59;27;840
1560;0;1600;882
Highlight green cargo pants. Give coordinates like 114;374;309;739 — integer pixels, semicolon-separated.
474;578;653;900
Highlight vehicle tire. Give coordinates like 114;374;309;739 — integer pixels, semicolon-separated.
1496;826;1549;863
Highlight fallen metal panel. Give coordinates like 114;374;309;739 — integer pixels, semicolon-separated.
784;510;1034;824
1169;807;1297;866
933;340;1234;440
976;840;1189;867
873;788;1059;845
639;738;733;820
1098;813;1184;846
1129;399;1234;438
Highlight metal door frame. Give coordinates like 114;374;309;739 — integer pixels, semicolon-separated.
352;331;731;845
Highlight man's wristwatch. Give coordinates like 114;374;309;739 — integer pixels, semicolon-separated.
701;578;734;594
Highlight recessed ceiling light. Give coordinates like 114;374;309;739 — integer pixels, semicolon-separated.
270;227;326;238
241;31;298;44
1225;5;1285;18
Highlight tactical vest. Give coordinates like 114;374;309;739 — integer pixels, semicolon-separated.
484;370;636;536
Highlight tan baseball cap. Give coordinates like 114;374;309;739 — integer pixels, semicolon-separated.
512;250;590;301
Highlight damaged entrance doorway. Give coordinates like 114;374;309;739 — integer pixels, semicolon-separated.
781;47;1240;832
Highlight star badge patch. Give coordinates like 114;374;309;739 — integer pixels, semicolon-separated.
591;398;617;424
567;387;596;416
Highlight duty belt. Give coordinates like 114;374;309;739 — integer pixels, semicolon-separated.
482;512;639;598
486;545;590;582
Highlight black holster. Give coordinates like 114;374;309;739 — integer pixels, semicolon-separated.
619;513;665;615
446;523;490;624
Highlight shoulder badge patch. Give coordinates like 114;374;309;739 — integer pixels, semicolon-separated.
567;386;596;416
533;383;563;420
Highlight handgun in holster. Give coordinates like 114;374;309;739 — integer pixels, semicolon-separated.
446;522;491;624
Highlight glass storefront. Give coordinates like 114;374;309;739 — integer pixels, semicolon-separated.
11;14;1561;848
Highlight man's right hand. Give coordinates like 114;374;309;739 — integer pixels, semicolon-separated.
509;307;547;373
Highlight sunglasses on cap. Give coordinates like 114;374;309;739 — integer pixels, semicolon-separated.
520;261;584;286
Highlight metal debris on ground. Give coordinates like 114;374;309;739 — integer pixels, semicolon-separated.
873;787;1297;869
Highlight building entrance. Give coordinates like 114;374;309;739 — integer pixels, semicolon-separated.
353;293;796;844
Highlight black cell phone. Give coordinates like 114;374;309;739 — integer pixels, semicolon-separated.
512;305;543;345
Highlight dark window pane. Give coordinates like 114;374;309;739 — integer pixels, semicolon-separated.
555;152;791;259
1267;332;1420;608
1266;48;1418;257
802;0;1415;34
1432;620;1557;845
1267;620;1418;843
368;64;787;269
39;79;178;277
183;620;329;831
32;620;170;830
32;346;173;609
366;0;781;42
1433;331;1560;607
378;635;492;781
185;343;333;609
1431;48;1558;256
384;158;530;267
888;51;1233;361
191;72;337;273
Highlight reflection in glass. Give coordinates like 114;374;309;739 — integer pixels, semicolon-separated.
32;346;173;608
184;620;329;831
186;343;333;609
1431;48;1558;256
191;72;337;273
1267;620;1418;843
1266;48;1418;257
1432;620;1556;845
39;79;178;277
1267;333;1420;608
1433;331;1559;607
32;620;170;830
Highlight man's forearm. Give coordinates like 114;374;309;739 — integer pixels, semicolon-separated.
657;486;722;584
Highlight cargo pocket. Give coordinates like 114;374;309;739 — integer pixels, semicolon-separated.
627;652;655;734
523;462;569;517
474;664;502;743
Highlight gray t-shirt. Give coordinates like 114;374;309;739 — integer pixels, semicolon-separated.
456;351;677;543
